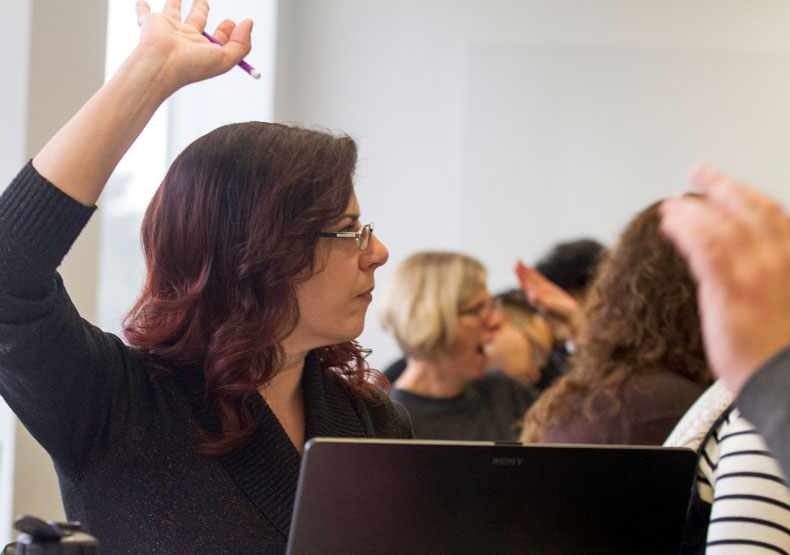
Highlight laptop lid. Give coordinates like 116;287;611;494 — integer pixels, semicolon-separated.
287;439;697;555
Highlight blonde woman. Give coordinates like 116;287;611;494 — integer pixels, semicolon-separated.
378;252;537;441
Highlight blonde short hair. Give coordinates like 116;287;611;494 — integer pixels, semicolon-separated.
377;251;486;360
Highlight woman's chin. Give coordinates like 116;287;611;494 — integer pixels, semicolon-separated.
472;353;488;377
309;323;366;350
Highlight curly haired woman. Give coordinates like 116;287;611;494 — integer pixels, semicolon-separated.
520;200;713;445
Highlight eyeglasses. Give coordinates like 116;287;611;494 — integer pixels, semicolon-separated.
319;222;375;251
459;297;503;322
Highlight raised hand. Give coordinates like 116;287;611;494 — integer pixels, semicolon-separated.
135;0;253;96
514;260;585;343
660;166;790;393
33;0;255;206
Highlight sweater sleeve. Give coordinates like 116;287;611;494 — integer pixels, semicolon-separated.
0;162;141;472
737;346;790;480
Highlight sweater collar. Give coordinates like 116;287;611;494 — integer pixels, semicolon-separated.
182;350;368;540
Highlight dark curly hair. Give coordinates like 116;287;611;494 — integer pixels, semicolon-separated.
521;199;711;441
123;122;385;454
535;238;606;295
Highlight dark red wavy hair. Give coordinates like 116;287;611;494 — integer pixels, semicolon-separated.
123;122;384;453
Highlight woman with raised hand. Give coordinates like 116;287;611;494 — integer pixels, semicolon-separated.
0;1;411;552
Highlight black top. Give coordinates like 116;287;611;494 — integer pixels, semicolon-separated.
0;162;413;554
387;344;570;393
383;357;407;383
391;371;537;441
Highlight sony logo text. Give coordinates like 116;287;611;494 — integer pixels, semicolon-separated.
492;457;524;466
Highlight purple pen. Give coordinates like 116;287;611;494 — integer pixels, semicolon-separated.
202;31;261;79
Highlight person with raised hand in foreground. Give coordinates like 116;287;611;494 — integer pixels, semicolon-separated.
660;166;790;478
0;1;411;553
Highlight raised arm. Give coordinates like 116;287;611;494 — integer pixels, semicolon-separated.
0;0;255;470
514;260;585;344
659;167;790;393
660;167;790;477
32;0;253;206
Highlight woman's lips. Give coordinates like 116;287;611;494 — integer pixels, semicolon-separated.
356;288;374;302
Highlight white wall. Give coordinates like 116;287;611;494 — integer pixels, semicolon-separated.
273;0;790;371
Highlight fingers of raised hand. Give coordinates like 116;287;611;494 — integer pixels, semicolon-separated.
514;261;572;315
523;268;557;298
514;260;529;285
203;18;252;72
210;19;236;45
659;196;741;290
691;165;788;239
514;262;540;296
184;0;209;31
514;261;541;286
135;1;151;27
225;18;254;59
162;0;183;21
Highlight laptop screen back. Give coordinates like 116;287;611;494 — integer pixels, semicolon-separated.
287;439;696;555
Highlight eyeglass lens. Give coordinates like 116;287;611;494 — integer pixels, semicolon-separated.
359;224;371;251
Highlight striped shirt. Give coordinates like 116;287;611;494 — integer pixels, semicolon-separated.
697;407;790;554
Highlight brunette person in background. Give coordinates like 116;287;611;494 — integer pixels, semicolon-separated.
521;201;713;445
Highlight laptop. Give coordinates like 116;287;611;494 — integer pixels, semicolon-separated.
287;439;697;555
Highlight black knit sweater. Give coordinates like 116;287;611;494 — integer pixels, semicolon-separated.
390;371;536;441
0;163;413;554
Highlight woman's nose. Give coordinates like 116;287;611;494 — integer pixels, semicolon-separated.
485;306;506;331
361;232;389;271
481;316;503;345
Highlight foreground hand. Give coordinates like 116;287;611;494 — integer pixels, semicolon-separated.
515;260;585;343
135;0;253;95
660;166;790;393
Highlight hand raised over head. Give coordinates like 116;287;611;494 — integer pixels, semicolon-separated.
135;0;253;95
31;0;256;207
514;260;585;343
660;166;790;393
